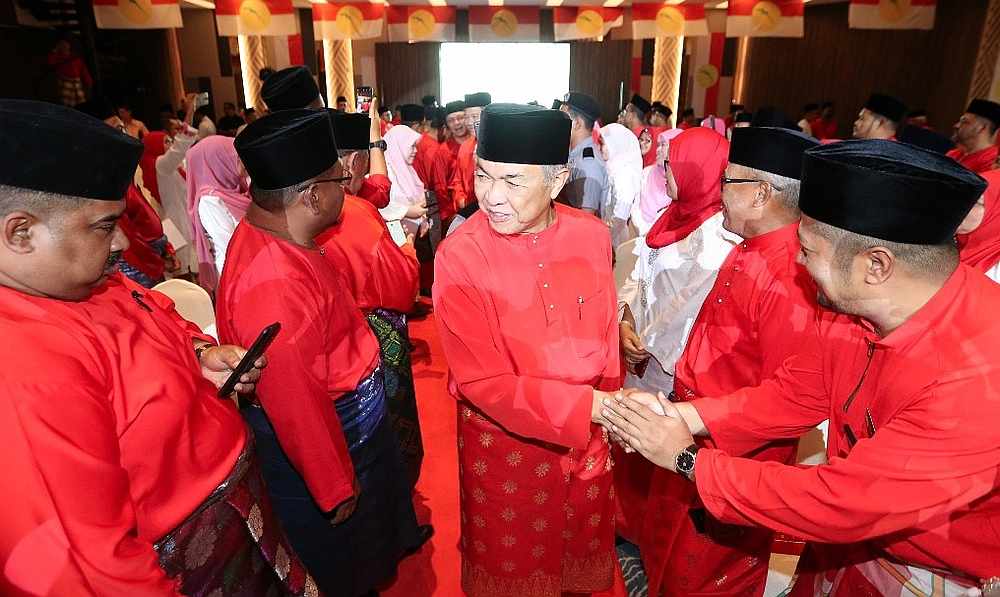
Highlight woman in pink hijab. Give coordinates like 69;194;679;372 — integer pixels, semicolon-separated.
381;124;429;245
185;135;251;291
635;128;684;234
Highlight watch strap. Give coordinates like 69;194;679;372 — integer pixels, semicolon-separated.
369;140;387;151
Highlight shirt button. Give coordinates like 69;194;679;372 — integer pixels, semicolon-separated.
538;263;544;268
724;281;731;287
549;304;555;309
543;283;549;288
734;266;741;272
717;298;723;303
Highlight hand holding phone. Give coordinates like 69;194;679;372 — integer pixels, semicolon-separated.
217;322;281;398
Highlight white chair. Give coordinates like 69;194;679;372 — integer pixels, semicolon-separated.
153;279;218;341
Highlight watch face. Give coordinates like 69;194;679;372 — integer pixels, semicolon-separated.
676;450;695;474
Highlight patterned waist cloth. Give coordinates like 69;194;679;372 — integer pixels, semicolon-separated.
154;430;321;597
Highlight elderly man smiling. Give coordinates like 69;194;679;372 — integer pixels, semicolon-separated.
433;103;624;597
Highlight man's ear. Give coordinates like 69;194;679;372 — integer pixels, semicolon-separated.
300;187;322;216
548;167;571;201
863;246;895;286
2;212;39;255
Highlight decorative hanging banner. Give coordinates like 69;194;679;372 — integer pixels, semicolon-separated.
631;2;708;39
216;0;298;36
313;3;384;40
386;6;456;42
848;0;935;30
726;0;804;38
553;7;624;41
468;6;541;42
93;0;182;29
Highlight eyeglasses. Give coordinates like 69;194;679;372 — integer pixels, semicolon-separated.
304;175;353;190
720;176;784;191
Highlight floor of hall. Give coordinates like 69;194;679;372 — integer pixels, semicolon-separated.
381;303;798;597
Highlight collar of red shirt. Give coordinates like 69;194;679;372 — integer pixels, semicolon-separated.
741;221;799;252
486;205;566;247
856;264;967;350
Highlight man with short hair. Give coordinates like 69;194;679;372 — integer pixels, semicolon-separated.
434;103;623;597
640;127;822;597
603;139;1000;596
336;95;349;112
947;98;1000;173
558;91;606;215
852;93;906;140
430;100;469;223
219;108;428;597
399;103;437;188
217;101;245;136
623;93;651;130
678;107;697;130
118;103;149;139
448;92;492;213
0;99;320;596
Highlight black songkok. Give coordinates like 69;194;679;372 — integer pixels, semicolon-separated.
898;125;955;155
445;101;466;115
800;139;986;245
734;112;754;124
967;99;1000;129
464;92;492;108
398;104;425;123
1;99;141;201
260;66;321;112
331;113;370;151
561;92;601;121
651;102;673;118
729;127;818;180
235;109;339;191
630;94;651;115
864;93;907;123
477;104;571;165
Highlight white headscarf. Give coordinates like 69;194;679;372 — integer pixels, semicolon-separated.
598;123;644;222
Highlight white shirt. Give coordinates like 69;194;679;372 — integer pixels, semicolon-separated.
198;194;239;279
156;128;197;274
986;262;1000;284
617;212;741;392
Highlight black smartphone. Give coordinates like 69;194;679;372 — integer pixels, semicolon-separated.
218;322;281;398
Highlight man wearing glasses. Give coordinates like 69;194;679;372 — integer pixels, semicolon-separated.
217;108;427;597
640;126;822;597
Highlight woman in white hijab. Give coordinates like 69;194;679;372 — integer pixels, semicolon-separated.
597;123;644;247
381;124;429;245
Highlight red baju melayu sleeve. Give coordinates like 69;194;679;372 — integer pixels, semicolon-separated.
357;173;391;209
316;195;419;313
430;138;461;221
413;133;439;188
433;205;622;596
690;265;1000;581
640;222;821;596
0;275;245;596
448;138;477;211
216;221;381;512
946;145;999;174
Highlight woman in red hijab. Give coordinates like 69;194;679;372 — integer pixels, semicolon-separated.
614;126;736;544
635;125;669;168
957;168;1000;282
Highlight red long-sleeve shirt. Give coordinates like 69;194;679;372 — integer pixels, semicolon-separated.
692;264;1000;580
316;195;419;313
429;137;462;221
432;205;622;596
447;138;477;211
641;222;820;596
357;173;391;209
0;275;245;596
946;145;999;174
217;221;380;512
